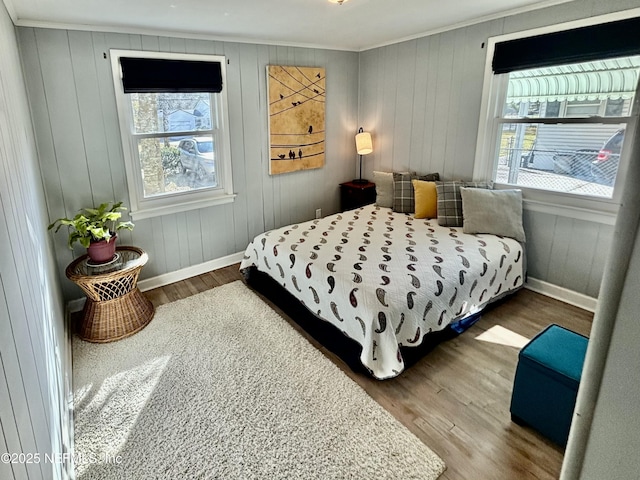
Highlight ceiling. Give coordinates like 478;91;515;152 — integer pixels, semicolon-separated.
5;0;574;51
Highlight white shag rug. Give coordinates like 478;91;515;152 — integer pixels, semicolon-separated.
72;280;446;479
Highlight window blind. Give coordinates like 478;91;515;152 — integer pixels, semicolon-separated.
120;57;223;93
492;16;640;74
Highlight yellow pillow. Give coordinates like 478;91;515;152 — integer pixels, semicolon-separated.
412;180;437;219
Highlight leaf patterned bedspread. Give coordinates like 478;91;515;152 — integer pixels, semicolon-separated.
240;205;524;379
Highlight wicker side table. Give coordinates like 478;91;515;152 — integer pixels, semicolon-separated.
66;246;155;343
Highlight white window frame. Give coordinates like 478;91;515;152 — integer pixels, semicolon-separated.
474;9;640;225
110;49;235;220
564;100;603;117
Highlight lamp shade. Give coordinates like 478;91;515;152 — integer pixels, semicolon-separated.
355;131;373;155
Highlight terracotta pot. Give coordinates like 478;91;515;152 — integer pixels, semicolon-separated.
87;234;117;264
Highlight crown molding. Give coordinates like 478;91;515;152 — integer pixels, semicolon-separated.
12;0;582;53
2;0;17;22
361;0;578;51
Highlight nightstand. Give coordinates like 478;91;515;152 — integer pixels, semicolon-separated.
66;246;154;343
339;181;376;211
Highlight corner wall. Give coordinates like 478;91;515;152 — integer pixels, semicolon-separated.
356;0;640;297
0;3;71;480
17;29;360;301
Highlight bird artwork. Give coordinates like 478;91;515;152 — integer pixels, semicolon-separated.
268;65;325;174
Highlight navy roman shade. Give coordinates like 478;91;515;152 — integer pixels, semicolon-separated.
492;16;640;74
120;57;223;93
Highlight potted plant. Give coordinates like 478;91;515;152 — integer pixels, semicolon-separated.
48;201;135;264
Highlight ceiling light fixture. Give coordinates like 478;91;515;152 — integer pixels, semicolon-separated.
328;0;349;5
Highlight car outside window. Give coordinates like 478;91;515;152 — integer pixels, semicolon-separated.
177;137;216;182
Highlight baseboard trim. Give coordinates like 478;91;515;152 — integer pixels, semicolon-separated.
68;251;245;313
525;277;597;313
68;298;85;314
137;251;245;292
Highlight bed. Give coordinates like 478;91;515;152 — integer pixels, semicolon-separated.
240;204;524;379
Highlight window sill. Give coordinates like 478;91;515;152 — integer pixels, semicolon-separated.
492;183;619;225
494;183;620;225
130;193;237;220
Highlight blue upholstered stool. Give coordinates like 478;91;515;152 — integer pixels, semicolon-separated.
510;324;588;447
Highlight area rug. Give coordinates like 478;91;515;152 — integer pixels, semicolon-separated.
72;280;446;479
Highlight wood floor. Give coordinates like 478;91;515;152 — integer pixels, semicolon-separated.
144;264;593;480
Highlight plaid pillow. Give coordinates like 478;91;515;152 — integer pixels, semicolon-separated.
392;172;440;213
436;181;488;227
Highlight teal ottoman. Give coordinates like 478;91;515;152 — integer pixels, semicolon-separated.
510;324;588;447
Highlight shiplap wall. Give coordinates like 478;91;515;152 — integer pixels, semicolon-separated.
356;0;640;298
17;1;638;302
17;29;359;300
0;4;70;480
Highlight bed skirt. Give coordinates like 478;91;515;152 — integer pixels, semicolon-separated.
244;266;459;377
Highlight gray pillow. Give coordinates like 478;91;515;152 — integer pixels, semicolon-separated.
460;187;525;242
392;171;440;213
373;171;394;208
436;181;488;227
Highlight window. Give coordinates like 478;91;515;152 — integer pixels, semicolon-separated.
475;15;640;215
111;50;234;219
564;100;602;117
494;56;638;198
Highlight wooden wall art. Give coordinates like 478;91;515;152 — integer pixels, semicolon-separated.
267;65;325;175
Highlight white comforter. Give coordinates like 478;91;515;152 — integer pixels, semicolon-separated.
240;205;524;379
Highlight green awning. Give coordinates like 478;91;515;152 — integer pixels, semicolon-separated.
507;57;640;103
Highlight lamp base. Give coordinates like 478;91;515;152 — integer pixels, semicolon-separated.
351;178;370;185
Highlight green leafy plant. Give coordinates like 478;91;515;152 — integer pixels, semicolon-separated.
48;202;135;249
161;145;182;175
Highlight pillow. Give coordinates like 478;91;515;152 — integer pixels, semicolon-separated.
435;181;488;227
460;188;525;242
393;172;440;213
373;171;394;208
412;180;437;219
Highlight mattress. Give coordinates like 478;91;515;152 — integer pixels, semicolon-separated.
240;205;524;379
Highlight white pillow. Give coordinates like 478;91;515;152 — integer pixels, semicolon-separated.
460;188;525;242
373;171;394;208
